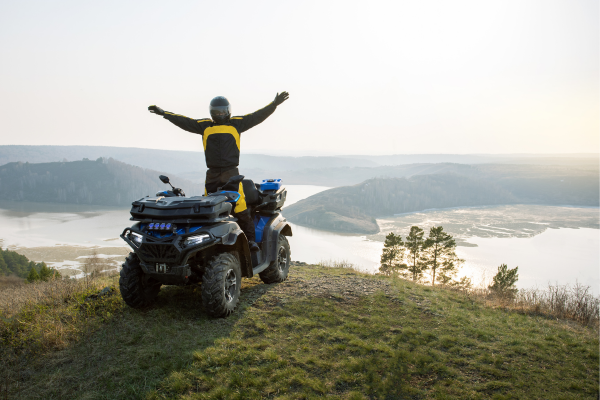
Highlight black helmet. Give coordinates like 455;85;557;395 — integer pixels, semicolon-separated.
209;96;231;124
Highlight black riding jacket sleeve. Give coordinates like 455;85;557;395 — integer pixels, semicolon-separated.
234;102;277;133
162;101;277;169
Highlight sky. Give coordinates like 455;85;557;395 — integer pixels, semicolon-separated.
0;0;598;155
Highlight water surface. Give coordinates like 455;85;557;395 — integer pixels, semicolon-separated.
0;186;597;293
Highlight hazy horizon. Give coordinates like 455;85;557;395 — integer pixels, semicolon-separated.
1;143;598;159
1;0;598;155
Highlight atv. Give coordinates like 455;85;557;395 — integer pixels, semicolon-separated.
119;174;292;317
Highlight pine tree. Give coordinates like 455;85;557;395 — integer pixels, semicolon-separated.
379;232;405;276
0;251;8;276
38;262;60;281
27;266;40;283
489;264;519;298
422;226;461;286
405;226;426;282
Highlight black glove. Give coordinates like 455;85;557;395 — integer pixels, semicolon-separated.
148;105;165;116
273;91;289;106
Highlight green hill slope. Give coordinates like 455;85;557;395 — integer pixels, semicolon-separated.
0;158;204;207
1;265;598;399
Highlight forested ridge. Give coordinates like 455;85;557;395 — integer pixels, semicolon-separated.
0;158;204;207
267;162;600;187
283;169;599;234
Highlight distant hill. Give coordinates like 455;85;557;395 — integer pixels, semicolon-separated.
282;167;599;233
269;162;600;187
0;158;204;207
338;153;599;167
1;146;597;187
0;145;377;177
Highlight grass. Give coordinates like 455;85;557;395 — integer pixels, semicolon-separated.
0;264;598;399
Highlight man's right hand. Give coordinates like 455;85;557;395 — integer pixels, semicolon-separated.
148;105;165;116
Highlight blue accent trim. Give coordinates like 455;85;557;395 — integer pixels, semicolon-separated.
253;215;271;243
218;190;241;203
188;225;203;234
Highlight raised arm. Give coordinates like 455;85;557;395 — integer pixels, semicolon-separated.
148;105;202;134
237;92;289;133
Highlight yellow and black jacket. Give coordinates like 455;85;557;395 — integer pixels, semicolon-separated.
163;102;277;169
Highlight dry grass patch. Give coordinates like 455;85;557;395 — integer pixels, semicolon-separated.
0;275;25;290
463;282;599;330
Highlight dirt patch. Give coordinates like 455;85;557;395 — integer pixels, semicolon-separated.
248;266;395;310
277;274;393;300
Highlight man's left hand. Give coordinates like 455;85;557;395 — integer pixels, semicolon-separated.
274;92;289;106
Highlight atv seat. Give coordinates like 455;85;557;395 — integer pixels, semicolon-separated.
242;179;261;206
220;175;262;206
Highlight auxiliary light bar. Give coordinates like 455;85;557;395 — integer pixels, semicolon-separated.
148;223;174;230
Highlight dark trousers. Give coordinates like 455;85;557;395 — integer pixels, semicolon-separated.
205;167;255;242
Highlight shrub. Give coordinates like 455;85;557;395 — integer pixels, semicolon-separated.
488;264;519;299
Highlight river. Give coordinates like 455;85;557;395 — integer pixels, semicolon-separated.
0;185;597;293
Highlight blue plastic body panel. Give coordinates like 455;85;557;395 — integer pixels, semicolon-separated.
260;179;282;191
253;215;271;243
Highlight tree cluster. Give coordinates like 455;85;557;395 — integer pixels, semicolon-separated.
379;225;465;286
0;248;60;282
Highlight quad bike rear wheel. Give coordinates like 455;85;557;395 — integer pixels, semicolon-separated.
259;234;290;284
202;252;241;317
119;253;162;308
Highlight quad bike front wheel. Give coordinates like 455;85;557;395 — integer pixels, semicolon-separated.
119;253;162;308
259;234;291;284
202;252;242;317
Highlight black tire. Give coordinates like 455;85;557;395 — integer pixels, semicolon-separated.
202;252;241;318
119;252;161;308
259;234;291;284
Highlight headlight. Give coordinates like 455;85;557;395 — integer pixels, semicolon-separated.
184;234;210;247
129;232;143;246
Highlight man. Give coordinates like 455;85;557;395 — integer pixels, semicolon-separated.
148;91;289;252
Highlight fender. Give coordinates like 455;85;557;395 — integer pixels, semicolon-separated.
219;227;253;278
264;214;293;264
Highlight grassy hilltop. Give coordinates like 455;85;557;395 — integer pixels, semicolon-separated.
1;264;598;399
